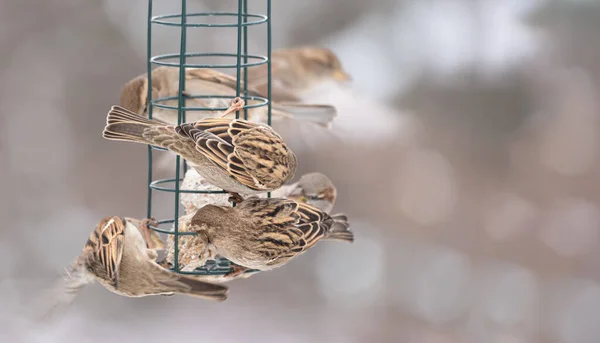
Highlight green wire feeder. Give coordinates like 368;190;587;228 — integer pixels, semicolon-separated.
145;0;272;276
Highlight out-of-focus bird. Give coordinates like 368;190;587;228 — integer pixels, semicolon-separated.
243;46;352;102
180;169;338;215
40;216;228;319
179;197;353;275
102;98;298;200
119;66;338;128
272;172;337;214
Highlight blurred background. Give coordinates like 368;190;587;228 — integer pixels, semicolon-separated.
2;0;600;342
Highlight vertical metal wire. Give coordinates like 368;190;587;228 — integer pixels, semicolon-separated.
173;0;188;272
266;0;272;199
234;0;243;120
266;0;272;127
146;0;154;219
242;0;249;120
146;1;272;275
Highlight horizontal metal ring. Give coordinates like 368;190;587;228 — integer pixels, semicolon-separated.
151;52;267;69
147;218;197;236
151;12;268;28
151;94;269;112
149;178;228;194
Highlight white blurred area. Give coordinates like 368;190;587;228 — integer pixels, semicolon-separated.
3;0;600;342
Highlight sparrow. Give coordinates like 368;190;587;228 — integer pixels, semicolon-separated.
272;172;337;214
102;98;298;200
40;216;228;320
158;212;259;282
119;66;337;128
180;169;338;215
243;46;352;102
183;197;353;275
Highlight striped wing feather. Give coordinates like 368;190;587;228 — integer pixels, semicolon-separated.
239;198;332;266
85;216;125;288
175;118;291;191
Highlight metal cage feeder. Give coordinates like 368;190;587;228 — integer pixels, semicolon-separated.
145;0;272;276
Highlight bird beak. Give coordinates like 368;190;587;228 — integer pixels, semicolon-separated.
332;70;351;82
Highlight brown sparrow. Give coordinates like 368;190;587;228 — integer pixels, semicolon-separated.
273;172;337;214
243;46;351;102
120;66;337;128
51;216;228;308
185;197;353;274
102;98;298;199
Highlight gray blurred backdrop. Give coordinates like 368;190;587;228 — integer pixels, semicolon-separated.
2;1;600;342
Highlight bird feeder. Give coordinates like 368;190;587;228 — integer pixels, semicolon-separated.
145;0;272;275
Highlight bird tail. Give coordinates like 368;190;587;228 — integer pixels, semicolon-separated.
157;271;229;302
325;213;354;243
32;257;95;323
272;103;337;128
103;105;167;144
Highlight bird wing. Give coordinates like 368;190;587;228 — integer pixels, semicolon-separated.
185;68;264;97
84;216;125;288
238;198;331;265
175;119;294;191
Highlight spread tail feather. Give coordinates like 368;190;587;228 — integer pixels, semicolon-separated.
272;103;337;128
103;105;167;144
325;213;353;243
33;257;95;323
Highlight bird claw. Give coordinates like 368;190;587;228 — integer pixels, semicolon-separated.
227;192;244;204
157;258;171;270
226;264;249;278
220;97;245;118
141;217;159;230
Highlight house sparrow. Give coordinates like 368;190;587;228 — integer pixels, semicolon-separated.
102;98;298;200
39;216;228;320
243;46;352;102
180;169;338;215
272;172;337;214
157;211;259;282
181;197;353;275
119;66;337;128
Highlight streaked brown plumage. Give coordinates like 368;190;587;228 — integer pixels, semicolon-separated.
53;216;228;305
186;197;353;272
119;66;337;128
102;99;298;196
244;46;351;102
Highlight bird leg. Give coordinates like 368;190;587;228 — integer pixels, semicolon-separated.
220;97;245;118
140;217;159;248
227;192;244;204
